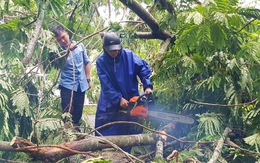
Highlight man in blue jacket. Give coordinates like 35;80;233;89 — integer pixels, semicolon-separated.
95;32;153;139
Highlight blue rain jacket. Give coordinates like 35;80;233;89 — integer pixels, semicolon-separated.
96;47;153;113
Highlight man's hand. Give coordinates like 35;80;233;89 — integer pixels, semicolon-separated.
87;82;92;90
120;97;129;108
69;44;77;51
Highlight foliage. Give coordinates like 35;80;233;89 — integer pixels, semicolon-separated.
244;132;260;152
196;113;224;139
0;0;260;162
149;0;260;162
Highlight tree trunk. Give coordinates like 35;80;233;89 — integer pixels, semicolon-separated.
22;1;46;65
1;134;158;162
119;0;173;41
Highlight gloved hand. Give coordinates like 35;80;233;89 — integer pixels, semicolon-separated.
129;96;148;118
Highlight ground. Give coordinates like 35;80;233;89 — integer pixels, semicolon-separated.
68;149;136;163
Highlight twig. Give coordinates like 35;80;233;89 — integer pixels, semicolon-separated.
138;151;154;160
226;140;260;157
76;27;109;46
237;18;255;33
69;0;80;20
93;2;100;16
120;20;145;23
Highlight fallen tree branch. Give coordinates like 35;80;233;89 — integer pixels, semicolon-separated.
208;127;232;163
0;134;158;162
226;140;260;157
138;151;155;160
166;149;179;162
157;37;172;56
154;137;164;160
85;135;144;163
119;0;173;41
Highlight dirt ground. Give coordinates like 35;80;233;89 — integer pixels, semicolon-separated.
68;150;140;163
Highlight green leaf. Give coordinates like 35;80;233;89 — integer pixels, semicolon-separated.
49;0;64;18
11;87;30;117
215;0;229;12
185;11;204;25
4;0;9;12
175;25;198;54
12;0;31;9
244;133;260;152
82;0;90;13
0;92;8;108
197;25;213;55
238;8;260;20
197;113;224;138
0;95;10;138
210;24;227;49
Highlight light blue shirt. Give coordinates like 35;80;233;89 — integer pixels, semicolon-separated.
60;41;90;92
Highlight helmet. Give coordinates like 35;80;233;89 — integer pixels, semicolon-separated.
103;32;121;51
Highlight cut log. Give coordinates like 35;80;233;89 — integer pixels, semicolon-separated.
154;138;164;160
1;134;158;162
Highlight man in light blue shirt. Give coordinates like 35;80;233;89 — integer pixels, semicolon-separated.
52;25;91;127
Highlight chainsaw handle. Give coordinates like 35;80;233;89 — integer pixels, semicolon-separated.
119;93;153;118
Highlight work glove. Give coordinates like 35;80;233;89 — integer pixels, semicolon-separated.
128;96;148;118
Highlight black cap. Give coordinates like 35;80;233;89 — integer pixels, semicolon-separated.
103;32;121;51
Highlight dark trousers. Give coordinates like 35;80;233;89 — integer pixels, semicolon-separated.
60;85;85;124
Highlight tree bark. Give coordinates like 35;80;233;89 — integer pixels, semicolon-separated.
22;1;46;65
154;138;164;160
119;0;173;41
208;127;232;163
1;134;158;162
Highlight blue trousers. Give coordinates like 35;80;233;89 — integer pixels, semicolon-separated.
60;85;85;124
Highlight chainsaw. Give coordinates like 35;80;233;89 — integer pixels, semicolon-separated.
120;93;195;125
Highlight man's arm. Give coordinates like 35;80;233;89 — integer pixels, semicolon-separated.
81;43;91;88
96;60;122;107
85;63;91;88
132;52;153;92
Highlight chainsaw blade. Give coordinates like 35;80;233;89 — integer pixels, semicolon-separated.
147;110;195;124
